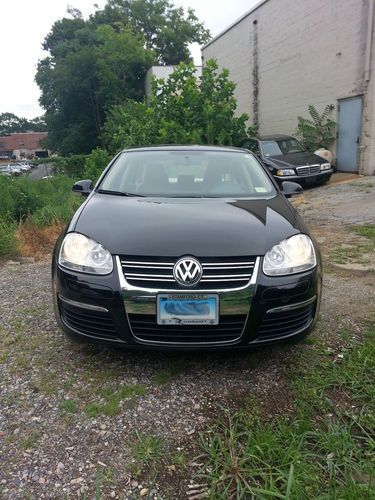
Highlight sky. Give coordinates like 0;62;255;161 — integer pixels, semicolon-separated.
0;0;257;118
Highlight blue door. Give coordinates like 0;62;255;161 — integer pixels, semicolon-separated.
336;97;363;172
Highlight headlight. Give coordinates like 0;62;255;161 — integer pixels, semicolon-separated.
59;232;113;274
320;163;331;171
276;169;295;176
263;234;316;276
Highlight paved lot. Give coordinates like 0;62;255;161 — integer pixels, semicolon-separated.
28;164;53;181
297;174;375;226
1;177;375;498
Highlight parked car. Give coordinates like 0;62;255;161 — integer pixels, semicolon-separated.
0;167;11;177
18;160;32;172
240;135;333;186
0;164;22;176
52;145;322;350
13;162;31;173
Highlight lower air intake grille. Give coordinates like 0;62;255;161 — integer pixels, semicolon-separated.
59;299;119;341
128;314;247;344
296;165;321;176
120;255;257;290
257;302;315;341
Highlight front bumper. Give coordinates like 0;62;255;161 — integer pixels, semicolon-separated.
274;169;333;185
53;256;322;350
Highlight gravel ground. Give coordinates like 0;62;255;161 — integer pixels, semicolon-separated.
1;178;375;498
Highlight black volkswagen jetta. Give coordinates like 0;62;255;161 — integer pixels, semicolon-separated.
52;145;322;349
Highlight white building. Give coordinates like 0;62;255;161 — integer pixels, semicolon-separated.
145;65;202;96
202;0;375;174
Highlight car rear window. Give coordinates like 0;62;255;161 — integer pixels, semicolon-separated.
99;150;276;198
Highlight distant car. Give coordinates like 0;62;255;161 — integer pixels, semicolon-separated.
18;160;32;172
13;162;31;173
0;167;11;177
240;135;333;186
0;164;22;176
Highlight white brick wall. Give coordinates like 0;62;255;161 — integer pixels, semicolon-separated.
361;39;375;175
145;66;202;96
202;0;374;174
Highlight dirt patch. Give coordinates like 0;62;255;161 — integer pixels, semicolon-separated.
15;222;63;259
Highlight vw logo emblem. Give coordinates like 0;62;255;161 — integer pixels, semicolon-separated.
173;257;203;287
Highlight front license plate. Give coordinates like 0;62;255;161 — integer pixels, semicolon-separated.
157;294;219;325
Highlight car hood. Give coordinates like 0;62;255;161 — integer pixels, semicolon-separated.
72;193;306;257
264;152;325;168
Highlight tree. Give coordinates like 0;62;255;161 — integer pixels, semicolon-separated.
35;1;210;154
296;105;336;151
36;19;152;154
0;113;47;136
91;0;210;64
104;60;252;151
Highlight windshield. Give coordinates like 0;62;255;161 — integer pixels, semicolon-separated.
99;150;276;198
261;138;305;156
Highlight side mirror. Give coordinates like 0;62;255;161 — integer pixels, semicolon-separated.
282;181;303;198
72;179;93;198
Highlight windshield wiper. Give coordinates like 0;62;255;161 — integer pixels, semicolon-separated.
97;189;145;197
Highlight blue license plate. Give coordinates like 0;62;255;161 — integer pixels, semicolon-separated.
157;294;219;325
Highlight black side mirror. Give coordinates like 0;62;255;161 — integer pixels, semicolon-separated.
72;180;93;198
282;181;303;198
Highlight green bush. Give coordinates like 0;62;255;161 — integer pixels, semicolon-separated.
51;155;88;178
0;175;83;256
0;176;79;222
296;104;336;151
104;60;254;152
0;219;17;256
83;148;112;184
0;177;16;219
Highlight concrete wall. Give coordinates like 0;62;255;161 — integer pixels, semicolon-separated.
145;65;202;96
202;0;375;174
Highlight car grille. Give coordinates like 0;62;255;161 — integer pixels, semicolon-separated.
257;302;315;341
120;256;257;290
128;314;247;344
296;165;321;176
59;299;120;341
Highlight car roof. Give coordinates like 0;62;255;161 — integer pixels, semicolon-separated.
257;134;296;141
122;145;250;153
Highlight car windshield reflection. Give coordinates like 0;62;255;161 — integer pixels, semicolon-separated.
99;150;276;198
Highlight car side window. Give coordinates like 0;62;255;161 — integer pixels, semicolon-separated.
243;139;260;155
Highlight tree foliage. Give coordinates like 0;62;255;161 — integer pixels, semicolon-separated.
0;113;47;136
91;0;209;64
104;60;252;152
296;104;336;151
35;0;210;154
83;147;112;182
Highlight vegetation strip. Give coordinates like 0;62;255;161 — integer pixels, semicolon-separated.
195;323;375;498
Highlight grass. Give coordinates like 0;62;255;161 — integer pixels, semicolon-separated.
152;358;191;384
59;399;79;414
352;224;375;242
85;384;146;417
0;174;82;257
21;430;42;450
330;224;375;265
130;431;166;477
196;321;375;498
0;218;17;256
